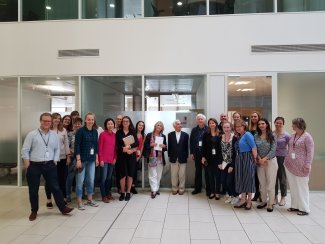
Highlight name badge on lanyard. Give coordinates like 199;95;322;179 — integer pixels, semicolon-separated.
199;141;202;147
45;148;49;159
291;153;296;159
90;148;94;155
212;148;216;155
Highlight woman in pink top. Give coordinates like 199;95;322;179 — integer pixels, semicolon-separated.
131;121;146;194
98;118;117;203
284;118;314;216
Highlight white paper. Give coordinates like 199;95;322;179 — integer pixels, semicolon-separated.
221;161;228;170
154;136;164;151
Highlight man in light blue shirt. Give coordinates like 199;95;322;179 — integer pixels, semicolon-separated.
22;112;74;221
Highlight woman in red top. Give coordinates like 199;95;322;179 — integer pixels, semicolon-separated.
98;118;117;203
131;121;146;194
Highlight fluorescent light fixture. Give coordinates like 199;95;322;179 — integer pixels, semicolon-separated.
228;81;235;85
236;88;255;92
177;1;183;6
228;74;240;77
235;81;251;85
56;77;60;80
109;3;115;8
36;85;73;92
45;6;52;10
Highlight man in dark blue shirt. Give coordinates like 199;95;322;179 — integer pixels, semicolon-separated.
190;114;209;195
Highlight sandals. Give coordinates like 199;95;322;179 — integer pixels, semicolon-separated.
297;211;309;216
287;208;299;212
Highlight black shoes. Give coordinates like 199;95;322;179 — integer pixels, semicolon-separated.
257;203;267;209
267;207;273;212
192;190;201;195
125;193;131;201
131;187;138;194
119;193;125;201
151;192;156;199
234;202;247;208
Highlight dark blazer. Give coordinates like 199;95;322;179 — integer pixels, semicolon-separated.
143;132;167;165
167;131;189;164
201;132;223;165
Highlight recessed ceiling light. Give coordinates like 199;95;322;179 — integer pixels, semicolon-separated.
177;1;183;6
109;3;115;8
45;6;52;10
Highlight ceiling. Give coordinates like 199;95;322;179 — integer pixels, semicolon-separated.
227;76;272;97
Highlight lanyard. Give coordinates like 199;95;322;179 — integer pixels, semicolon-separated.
293;132;303;150
38;129;50;148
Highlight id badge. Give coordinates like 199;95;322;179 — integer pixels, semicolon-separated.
137;150;141;156
90;148;94;155
198;141;202;147
45;150;49;159
291;153;296;159
212;148;216;155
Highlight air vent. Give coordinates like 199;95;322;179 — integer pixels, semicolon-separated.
58;49;99;57
251;44;325;53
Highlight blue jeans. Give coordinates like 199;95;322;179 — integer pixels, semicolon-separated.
75;161;95;198
26;161;65;212
100;163;114;197
66;158;76;198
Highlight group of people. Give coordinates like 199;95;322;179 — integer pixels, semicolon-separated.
21;110;314;221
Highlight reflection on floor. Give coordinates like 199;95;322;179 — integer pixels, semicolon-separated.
0;187;325;244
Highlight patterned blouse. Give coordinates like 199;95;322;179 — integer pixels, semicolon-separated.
221;136;233;164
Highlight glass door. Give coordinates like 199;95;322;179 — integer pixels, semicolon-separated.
227;74;275;126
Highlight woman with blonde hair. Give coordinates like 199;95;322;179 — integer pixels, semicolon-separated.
144;121;167;199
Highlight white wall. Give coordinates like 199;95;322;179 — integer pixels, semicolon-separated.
1;12;325;76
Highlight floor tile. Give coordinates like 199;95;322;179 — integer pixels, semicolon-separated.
164;214;189;229
161;229;190;244
275;232;312;244
218;230;251;244
10;234;45;244
69;236;101;244
213;215;243;230
77;220;113;238
190;221;219;240
134;220;164;238
111;213;142;229
131;237;160;244
191;240;221;244
242;223;278;242
190;209;214;222
100;228;135;244
142;208;166;222
295;224;325;243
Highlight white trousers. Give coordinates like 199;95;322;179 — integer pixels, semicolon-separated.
257;157;278;207
149;163;163;193
285;167;310;213
170;161;187;193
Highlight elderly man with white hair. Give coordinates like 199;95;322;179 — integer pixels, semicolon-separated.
190;114;209;195
168;120;189;195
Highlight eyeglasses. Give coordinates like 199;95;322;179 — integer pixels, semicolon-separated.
41;120;52;123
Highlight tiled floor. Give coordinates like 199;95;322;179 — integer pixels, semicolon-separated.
1;187;325;244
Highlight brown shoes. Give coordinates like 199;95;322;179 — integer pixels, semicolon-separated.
102;197;110;203
107;193;115;201
29;211;37;221
179;191;185;195
172;191;178;195
61;206;74;215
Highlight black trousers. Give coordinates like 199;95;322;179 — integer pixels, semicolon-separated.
27;161;65;212
194;150;210;194
45;159;67;199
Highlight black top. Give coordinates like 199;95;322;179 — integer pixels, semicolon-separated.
115;129;139;162
190;125;208;154
201;132;223;165
167;131;189;164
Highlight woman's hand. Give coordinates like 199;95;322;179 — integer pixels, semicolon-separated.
201;157;207;165
303;165;311;174
123;146;129;153
228;167;233;173
76;160;82;169
100;161;104;167
218;164;223;170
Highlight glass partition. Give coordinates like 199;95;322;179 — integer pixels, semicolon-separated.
0;77;18;185
21;76;79;185
278;0;325;12
22;0;78;21
83;0;141;19
145;0;207;17
144;75;206;188
227;75;272;124
0;0;18;22
278;73;325;190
